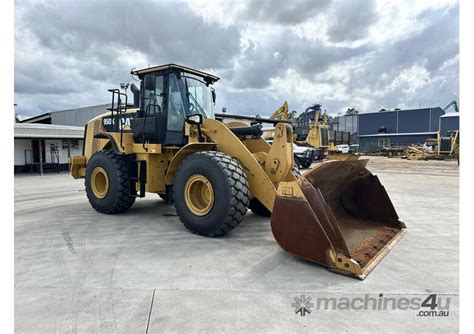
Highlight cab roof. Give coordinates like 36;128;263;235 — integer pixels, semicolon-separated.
131;64;219;84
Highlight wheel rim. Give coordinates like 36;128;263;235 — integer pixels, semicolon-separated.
91;167;109;199
184;174;214;216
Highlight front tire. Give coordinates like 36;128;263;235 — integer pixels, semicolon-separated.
173;151;249;237
85;150;135;214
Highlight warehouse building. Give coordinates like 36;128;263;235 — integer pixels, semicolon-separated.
16;104;111;173
358;107;446;152
439;113;460;135
14;123;84;174
21;104;110;127
331;114;358;135
330;114;359;144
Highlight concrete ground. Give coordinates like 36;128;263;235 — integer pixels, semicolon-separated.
15;157;459;333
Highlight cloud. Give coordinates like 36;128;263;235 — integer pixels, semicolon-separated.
18;1;240;69
14;0;459;119
15;0;240;115
241;0;331;25
326;0;377;42
228;29;370;90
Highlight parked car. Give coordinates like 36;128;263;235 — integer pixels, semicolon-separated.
268;140;320;168
293;144;319;168
349;144;359;153
336;144;350;154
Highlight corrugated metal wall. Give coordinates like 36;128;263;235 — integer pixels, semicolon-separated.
358;111;397;135
398;109;430;133
51;104;110;127
358;107;444;136
430;108;445;132
357;107;446;152
359;134;436;152
440;116;459;135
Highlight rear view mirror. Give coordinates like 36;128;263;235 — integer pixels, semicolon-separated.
186;114;203;125
211;89;216;104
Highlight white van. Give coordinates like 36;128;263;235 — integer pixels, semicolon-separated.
336;144;350;154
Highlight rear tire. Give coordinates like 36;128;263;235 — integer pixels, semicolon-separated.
250;165;301;217
85;150;135;214
173;151;249;237
249;198;271;217
292;164;302;178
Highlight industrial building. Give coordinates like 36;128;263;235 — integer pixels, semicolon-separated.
14;123;84;173
330;114;358;135
439;113;460;135
21;104;110;127
358;107;448;152
330;113;359;145
15;103;460;168
15;104;110;173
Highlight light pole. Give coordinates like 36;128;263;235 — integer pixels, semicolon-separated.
120;83;130;104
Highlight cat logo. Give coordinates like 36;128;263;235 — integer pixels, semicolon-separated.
102;113;136;132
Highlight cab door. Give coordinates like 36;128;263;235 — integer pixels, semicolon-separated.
131;73;167;143
165;73;188;145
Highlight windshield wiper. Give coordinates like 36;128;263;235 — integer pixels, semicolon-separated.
188;92;207;117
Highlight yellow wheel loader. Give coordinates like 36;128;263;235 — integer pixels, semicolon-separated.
69;64;406;279
294;104;330;149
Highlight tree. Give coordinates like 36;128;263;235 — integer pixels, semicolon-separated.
345;108;359;115
288;110;297;121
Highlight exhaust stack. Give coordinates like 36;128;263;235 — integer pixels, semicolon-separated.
130;83;140;108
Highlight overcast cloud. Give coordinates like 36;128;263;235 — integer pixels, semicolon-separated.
14;0;459;118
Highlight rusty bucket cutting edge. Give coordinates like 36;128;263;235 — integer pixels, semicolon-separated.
271;157;406;280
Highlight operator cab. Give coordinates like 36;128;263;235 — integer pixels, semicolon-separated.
130;64;219;145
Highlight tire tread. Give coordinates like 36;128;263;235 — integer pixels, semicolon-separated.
174;151;249;237
85;150;135;214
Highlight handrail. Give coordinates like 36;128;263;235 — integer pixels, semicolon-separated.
107;89;128;150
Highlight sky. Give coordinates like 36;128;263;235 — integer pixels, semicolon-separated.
14;0;459;118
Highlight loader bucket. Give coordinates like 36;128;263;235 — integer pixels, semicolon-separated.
271;157;406;279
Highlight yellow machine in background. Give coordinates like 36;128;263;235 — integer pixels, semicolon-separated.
70;64;406;279
437;130;459;156
294;105;330;149
268;101;291;121
408;130;459;161
262;102;290;140
302;111;330;149
293;104;351;154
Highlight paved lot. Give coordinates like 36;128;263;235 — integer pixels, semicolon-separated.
15;157;459;333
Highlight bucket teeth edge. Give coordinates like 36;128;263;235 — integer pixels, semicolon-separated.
331;228;407;280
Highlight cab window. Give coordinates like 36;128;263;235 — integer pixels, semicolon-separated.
167;73;186;131
143;74;164;115
185;75;214;118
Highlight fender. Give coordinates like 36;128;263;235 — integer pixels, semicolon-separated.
164;143;216;185
94;132;120;152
